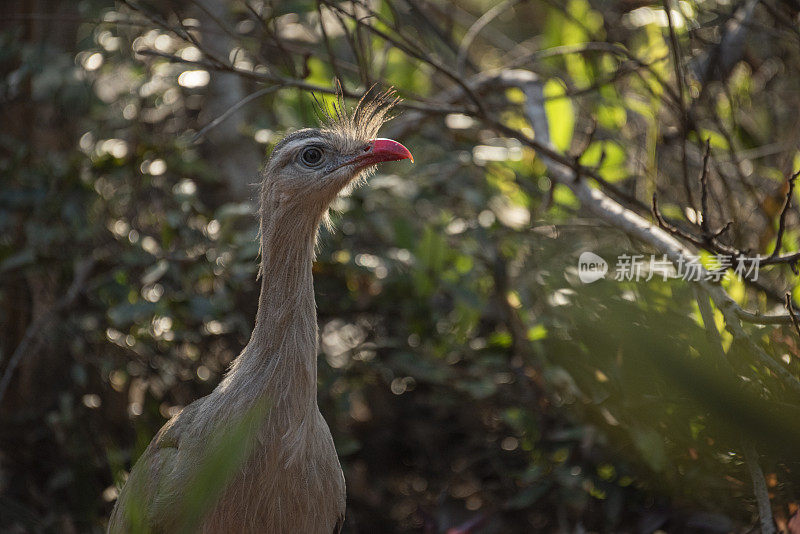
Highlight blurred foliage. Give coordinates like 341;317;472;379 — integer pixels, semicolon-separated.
3;0;800;533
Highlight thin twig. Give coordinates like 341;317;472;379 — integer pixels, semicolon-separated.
652;193;710;250
769;170;800;259
654;164;800;270
316;2;345;85
350;0;429;55
699;138;712;235
243;1;297;74
455;0;521;75
663;0;695;211
0;259;95;405
192;85;279;143
785;292;800;340
134;49;467;115
711;221;732;239
694;287;730;367
118;0;183;36
742;441;777;534
318;0;488;116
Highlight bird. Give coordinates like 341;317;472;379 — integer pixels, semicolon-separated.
108;90;412;534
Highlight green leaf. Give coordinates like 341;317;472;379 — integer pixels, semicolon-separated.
527;324;548;341
578;141;627;182
543;79;575;152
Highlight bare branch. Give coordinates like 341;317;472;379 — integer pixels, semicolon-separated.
505;69;800;395
735;308;793;326
652;193;710;250
742;441;777;534
663;0;694;211
455;0;521;74
316;2;345;85
694;287;730;367
318;0;488;116
785;292;800;340
134;49;466;115
769;170;800;260
192;85;280;143
700;138;712;235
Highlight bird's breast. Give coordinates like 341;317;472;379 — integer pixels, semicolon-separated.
200;408;346;534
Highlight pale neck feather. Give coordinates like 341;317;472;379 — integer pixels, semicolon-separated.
222;201;325;418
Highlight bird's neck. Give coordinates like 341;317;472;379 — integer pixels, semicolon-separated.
227;206;322;414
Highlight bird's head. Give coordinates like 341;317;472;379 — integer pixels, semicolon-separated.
260;89;412;224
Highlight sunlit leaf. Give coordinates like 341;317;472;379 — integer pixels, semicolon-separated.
543;79;575;152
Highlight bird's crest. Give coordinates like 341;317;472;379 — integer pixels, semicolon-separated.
315;83;401;146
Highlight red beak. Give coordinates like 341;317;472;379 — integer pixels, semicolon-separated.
349;138;412;171
369;138;413;164
338;138;413;173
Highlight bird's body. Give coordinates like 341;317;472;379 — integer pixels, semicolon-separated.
108;92;411;534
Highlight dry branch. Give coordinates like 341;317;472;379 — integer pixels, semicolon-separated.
504;69;800;396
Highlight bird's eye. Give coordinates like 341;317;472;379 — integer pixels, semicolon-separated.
301;147;323;167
